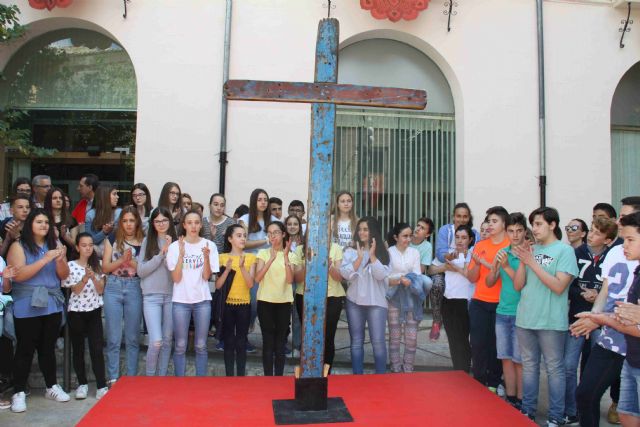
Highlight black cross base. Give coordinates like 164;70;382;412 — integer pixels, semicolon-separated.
272;378;353;425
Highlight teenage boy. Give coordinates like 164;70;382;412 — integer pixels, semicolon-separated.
563;217;617;424
288;200;307;233
0;195;31;258
0;178;31;221
576;210;640;427
410;217;435;293
571;197;640;426
486;212;527;409
269;197;283;220
467;206;511;392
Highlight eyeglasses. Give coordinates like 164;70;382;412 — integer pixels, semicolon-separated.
36;184;51;189
132;193;146;198
565;225;581;232
268;231;283;237
169;191;180;196
154;219;170;225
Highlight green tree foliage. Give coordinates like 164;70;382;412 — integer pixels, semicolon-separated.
0;4;54;156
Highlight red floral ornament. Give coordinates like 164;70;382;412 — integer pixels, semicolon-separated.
360;0;430;22
29;0;73;11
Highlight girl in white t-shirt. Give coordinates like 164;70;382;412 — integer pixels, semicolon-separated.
440;224;475;373
166;211;219;376
62;233;108;400
331;191;358;250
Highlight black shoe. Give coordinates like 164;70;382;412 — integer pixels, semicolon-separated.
0;377;12;394
563;415;578;425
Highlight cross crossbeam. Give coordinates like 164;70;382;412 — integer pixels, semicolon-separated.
224;80;427;109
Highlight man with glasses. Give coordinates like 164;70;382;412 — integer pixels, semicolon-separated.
31;175;51;208
72;174;99;225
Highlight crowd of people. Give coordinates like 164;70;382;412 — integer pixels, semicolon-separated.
0;174;640;427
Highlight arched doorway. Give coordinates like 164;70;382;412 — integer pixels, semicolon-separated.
611;62;640;211
335;38;455;234
0;28;137;204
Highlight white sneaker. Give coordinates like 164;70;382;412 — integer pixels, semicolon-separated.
45;384;70;402
11;392;26;413
75;384;88;400
96;387;108;400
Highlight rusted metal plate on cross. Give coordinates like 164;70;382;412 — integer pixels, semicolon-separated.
225;18;426;379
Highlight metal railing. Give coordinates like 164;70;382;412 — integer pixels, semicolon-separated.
334;108;456;237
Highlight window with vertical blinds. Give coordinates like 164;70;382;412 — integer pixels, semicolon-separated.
611;127;640;211
334;108;456;236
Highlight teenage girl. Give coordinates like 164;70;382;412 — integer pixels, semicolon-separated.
130;183;153;233
439;224;475;372
157;182;182;225
332;191;358;250
166;210;219;376
386;222;424;373
62;233;108;400
203;193;236;254
340;217;390;374
102;206;144;385
216;224;256;376
255;221;296;376
137;207;177;376
86;185;121;249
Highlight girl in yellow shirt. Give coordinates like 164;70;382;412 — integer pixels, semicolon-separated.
216;224;256;376
255;221;296;376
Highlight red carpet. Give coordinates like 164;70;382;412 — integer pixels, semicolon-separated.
78;372;535;426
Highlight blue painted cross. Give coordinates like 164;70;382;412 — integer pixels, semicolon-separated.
225;19;426;379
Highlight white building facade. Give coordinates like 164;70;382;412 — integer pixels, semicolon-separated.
0;0;638;232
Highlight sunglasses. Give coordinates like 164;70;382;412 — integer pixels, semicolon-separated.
564;225;581;232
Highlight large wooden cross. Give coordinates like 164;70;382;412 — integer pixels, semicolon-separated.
225;19;426;381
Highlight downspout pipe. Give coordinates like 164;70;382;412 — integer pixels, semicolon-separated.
218;0;232;194
536;0;547;207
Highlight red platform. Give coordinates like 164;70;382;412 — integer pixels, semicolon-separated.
78;372;535;426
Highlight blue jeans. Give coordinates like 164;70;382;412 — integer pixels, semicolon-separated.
345;299;387;374
619;360;640;418
516;327;566;421
495;313;521;363
173;301;211;376
143;293;173;376
563;333;585;417
250;284;258;327
103;275;142;381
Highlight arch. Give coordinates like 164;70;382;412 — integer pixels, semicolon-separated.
0;20;138;204
610;60;640;210
333;31;461;233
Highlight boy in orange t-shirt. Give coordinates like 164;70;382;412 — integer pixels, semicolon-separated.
466;206;511;391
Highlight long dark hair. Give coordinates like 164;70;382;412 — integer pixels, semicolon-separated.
44;187;72;227
266;220;289;248
571;218;589;244
20;208;58;255
131;183;153;217
75;232;102;273
353;216;389;265
144;207;178;261
453;202;474;228
157;182;181;217
222;224;245;253
387;222;412;248
93;185;118;231
247;188;271;234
